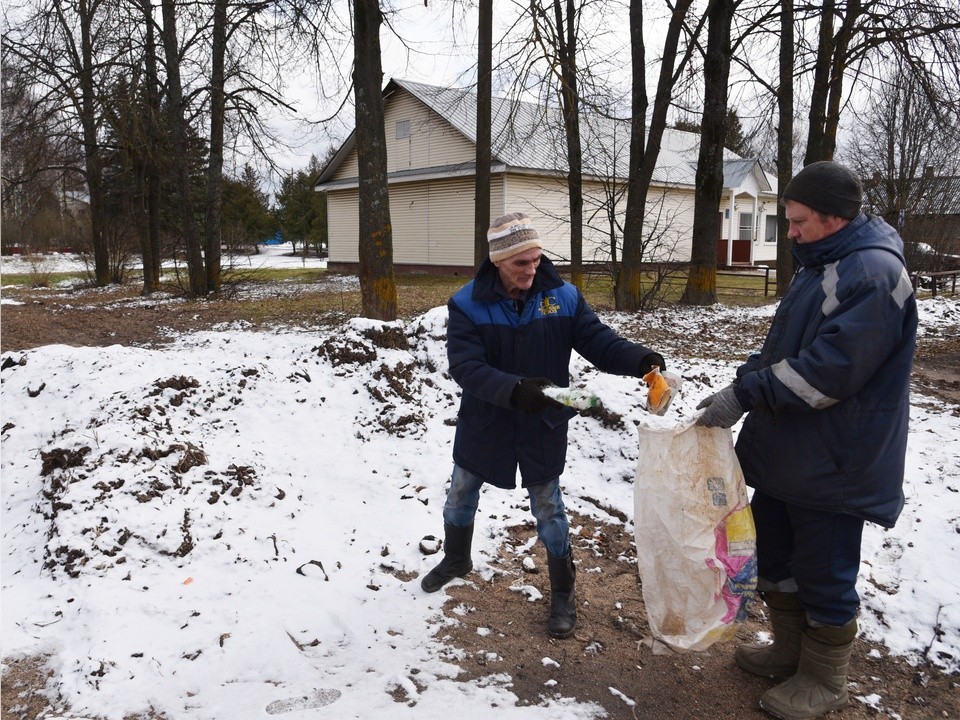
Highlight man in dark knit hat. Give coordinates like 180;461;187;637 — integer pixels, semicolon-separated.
696;161;918;719
421;211;668;639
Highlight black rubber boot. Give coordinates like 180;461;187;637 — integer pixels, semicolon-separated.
546;550;577;639
736;591;805;678
420;523;473;593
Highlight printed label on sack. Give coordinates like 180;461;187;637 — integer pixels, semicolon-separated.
725;506;757;557
706;477;728;506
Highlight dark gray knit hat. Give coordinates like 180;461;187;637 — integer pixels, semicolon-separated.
781;161;863;219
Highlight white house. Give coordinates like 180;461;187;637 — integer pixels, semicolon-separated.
315;78;779;274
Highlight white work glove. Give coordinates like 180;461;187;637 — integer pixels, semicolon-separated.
695;385;745;428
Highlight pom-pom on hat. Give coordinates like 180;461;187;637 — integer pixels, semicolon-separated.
487;212;542;262
781;161;864;219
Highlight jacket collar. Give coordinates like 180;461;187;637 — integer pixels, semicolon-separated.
792;213;905;270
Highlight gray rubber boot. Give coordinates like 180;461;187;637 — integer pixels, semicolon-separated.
546;550;577;639
736;591;804;678
420;523;473;593
759;620;857;720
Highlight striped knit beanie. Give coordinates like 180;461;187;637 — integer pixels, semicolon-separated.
487;212;542;263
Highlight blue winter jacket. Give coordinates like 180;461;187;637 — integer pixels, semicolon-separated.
733;214;918;527
448;256;656;489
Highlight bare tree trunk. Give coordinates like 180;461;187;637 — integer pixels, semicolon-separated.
681;0;734;306
804;0;860;164
474;0;492;269
776;0;795;296
139;0;162;294
353;0;397;321
616;0;696;310
617;0;648;310
204;0;227;292
820;0;859;159
554;0;583;288
804;0;835;163
159;0;206;296
54;0;110;286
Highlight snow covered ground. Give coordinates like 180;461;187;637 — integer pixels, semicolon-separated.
1;248;958;719
0;243;328;279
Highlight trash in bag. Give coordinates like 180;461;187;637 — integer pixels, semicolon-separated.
633;421;757;654
641;367;682;416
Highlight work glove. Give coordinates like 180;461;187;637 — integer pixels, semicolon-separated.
695;384;745;428
642;366;682;416
639;353;666;377
511;377;565;414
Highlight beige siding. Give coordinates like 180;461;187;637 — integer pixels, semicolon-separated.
329;89;475;183
327;190;360;263
386;92;475;172
328;176;509;267
504;174;698;264
646;186;696;262
391;179;474;266
330;174;701;266
502;174;571;260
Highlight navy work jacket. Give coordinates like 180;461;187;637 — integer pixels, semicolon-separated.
447;256;654;489
734;214;918;527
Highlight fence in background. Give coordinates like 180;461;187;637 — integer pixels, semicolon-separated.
911;270;960;298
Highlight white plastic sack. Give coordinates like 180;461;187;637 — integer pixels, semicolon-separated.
633;422;757;654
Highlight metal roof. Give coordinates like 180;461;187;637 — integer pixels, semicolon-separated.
317;77;769;191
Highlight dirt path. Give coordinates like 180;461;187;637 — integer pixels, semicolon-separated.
433;514;958;720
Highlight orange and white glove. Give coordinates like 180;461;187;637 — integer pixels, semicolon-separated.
642;367;681;415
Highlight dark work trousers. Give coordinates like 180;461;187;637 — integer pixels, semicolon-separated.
752;489;865;627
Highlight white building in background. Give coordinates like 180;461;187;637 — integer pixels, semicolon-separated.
316;78;779;275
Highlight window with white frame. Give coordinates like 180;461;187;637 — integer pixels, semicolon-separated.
395;120;411;139
738;212;754;241
765;215;778;243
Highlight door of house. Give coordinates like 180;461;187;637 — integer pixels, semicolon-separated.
732;212;753;264
732;240;751;263
715;213;728;266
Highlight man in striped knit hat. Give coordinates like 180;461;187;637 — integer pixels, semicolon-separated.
421;212;668;639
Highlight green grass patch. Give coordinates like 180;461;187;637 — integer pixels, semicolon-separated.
219;266;331;283
1;271;89;288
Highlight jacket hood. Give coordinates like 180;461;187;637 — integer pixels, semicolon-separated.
793;214;905;270
471;255;565;302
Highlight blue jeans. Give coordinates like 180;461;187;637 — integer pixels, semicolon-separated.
443;464;571;557
752;490;864;626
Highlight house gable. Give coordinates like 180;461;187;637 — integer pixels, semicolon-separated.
325;86;477;186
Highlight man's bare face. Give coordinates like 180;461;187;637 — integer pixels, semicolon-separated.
784;200;849;244
495;247;542;297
